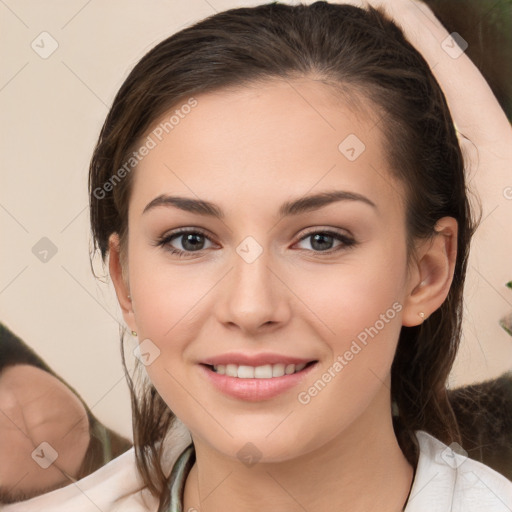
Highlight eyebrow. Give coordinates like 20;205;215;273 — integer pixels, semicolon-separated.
142;190;377;219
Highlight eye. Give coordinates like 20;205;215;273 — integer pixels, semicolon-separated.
154;227;357;258
155;228;215;258
294;229;356;254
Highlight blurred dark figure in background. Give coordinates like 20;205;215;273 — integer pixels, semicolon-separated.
0;322;132;504
449;373;512;480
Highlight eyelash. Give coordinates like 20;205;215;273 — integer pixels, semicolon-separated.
154;227;357;259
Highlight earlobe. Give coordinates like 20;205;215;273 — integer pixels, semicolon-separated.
402;217;458;327
108;233;137;332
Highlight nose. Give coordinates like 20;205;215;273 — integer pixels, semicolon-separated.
215;242;291;336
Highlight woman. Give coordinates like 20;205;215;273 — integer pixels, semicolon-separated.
4;1;511;511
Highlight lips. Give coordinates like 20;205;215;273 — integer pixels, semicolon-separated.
199;352;318;401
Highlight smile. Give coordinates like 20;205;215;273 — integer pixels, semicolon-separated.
200;361;318;401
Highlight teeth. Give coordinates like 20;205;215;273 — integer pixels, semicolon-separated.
272;363;285;377
238;365;255;378
212;362;309;378
254;364;272;378
226;364;238;377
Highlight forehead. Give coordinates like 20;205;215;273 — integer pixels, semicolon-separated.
130;78;404;220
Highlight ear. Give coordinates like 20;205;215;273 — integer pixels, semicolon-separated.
401;217;458;327
108;233;137;333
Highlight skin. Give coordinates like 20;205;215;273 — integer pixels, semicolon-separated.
0;364;90;503
109;77;457;511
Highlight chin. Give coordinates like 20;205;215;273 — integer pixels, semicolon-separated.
190;422;324;465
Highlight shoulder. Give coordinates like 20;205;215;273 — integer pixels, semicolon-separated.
1;421;192;512
405;430;512;512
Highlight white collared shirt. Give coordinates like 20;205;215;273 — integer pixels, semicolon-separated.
3;427;511;512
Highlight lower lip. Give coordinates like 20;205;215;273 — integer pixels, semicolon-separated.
199;363;317;401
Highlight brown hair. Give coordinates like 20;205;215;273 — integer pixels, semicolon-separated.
88;2;476;510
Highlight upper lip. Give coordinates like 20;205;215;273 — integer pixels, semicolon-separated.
201;352;316;367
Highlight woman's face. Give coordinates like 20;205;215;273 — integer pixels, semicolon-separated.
114;78;419;461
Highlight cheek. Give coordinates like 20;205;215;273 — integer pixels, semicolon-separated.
127;246;205;339
290;257;406;448
297;244;407;345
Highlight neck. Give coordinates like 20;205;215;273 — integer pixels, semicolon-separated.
183;387;414;512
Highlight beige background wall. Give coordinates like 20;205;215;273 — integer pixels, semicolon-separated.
1;0;511;441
